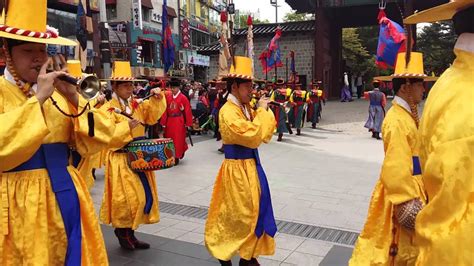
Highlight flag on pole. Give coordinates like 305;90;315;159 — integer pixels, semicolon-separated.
246;15;254;76
376;9;406;69
218;11;231;78
162;0;175;73
259;27;283;74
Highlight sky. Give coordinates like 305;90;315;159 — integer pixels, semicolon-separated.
233;0;294;23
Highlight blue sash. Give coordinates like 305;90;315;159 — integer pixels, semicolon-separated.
8;143;82;266
223;144;277;238
412;156;422;176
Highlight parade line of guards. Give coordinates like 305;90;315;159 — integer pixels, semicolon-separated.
0;0;473;265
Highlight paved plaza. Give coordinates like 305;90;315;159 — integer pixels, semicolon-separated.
92;99;386;265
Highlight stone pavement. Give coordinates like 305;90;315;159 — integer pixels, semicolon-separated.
92;99;386;265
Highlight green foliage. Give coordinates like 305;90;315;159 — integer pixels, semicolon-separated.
237;14;270;29
417;22;456;76
342;28;377;78
283;12;312;22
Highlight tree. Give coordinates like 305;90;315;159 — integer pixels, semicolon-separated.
356;25;379;55
342;28;377;79
417;22;456;76
283;11;312;22
237;14;270;29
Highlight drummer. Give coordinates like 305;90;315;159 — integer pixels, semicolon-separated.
0;0;115;264
99;61;167;250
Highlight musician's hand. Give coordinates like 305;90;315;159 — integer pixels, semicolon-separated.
36;58;68;105
128;119;140;130
151;88;162;99
257;96;269;110
97;94;106;104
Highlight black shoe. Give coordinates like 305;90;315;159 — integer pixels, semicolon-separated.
239;258;260;266
375;132;382;140
277;133;283;142
219;260;232;266
114;228;135;250
131;230;150;249
218;147;224;153
311;124;316;129
286;123;293;134
296;129;301;135
175;158;180;165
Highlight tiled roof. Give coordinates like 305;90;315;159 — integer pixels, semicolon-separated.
196;42;222;53
234;20;315;36
197;21;315;54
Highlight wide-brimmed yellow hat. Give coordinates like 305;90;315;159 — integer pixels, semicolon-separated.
67;60;84;79
0;0;76;46
375;52;438;81
404;0;474;24
225;56;254;80
105;61;147;82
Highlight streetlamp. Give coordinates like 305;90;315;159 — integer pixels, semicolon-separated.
270;0;279;23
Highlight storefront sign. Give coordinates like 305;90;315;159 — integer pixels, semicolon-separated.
189;19;208;32
132;0;143;29
181;19;191;49
186;51;210;67
151;10;162;23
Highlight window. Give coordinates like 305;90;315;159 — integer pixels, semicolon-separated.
106;4;117;20
191;29;210;47
180;0;188;16
141;40;155;64
142;7;151;22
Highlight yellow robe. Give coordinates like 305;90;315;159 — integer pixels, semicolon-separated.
76;97;106;189
0;77;114;265
350;102;427;266
415;49;474;266
205;100;276;261
100;95;166;229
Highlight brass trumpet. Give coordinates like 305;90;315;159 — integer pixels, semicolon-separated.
56;74;102;100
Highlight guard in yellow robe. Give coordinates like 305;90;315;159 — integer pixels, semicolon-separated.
205;56;277;266
405;3;474;265
66;60;107;189
350;53;432;266
0;0;113;264
99;61;166;250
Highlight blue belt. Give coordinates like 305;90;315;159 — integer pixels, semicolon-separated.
127;137;153;214
412;156;422;175
7;143;82;266
223;144;277;238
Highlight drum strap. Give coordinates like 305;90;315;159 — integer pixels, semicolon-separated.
6;143;82;266
223;144;277;238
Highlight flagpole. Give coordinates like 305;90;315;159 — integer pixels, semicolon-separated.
285;57;288;82
98;0;111;79
265;57;268;81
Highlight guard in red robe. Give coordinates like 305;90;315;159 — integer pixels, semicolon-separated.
161;79;193;165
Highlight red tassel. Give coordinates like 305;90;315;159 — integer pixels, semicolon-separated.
247;15;253;26
220;11;228;23
378;9;386;22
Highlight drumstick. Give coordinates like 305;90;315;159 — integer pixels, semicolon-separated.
109;107;145;126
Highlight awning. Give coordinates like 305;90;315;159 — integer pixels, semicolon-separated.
166;6;177;18
106;0;116;4
142;0;154;9
138;36;156;42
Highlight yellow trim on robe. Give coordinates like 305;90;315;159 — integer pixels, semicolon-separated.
205;100;276;261
349;103;427;266
99;94;167;229
415;50;474;266
0;77;114;265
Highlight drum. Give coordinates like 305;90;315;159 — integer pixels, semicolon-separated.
125;138;175;172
